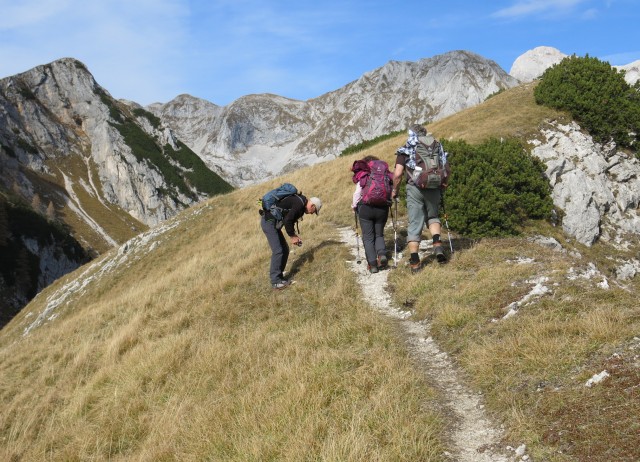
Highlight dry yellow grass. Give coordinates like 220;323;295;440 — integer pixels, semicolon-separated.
428;82;570;144
0;154;445;461
388;231;640;462
2;82;639;461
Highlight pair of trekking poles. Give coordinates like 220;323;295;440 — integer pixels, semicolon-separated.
354;197;454;267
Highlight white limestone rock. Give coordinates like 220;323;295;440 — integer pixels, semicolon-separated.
531;122;640;246
510;46;568;82
615;60;640;85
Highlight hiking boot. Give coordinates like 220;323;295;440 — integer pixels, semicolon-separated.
433;242;447;263
368;263;379;274
410;260;422;274
377;255;388;269
272;280;292;290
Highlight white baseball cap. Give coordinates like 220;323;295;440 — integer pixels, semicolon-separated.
309;197;322;215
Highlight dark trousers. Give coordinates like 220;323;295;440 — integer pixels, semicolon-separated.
357;204;389;266
261;217;289;284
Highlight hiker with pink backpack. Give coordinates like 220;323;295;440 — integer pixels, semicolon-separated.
351;156;394;273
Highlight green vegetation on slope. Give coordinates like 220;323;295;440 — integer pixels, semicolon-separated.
99;89;233;201
443;137;553;238
339;129;406;157
535;54;640;151
164;141;234;196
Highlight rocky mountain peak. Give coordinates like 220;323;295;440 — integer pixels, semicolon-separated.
509;46;568;82
1;57;232;247
617;60;640;85
150;50;519;187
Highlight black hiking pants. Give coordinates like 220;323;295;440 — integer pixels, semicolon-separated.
261;216;289;284
357;203;389;266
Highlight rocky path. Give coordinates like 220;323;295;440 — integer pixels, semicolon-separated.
338;227;519;462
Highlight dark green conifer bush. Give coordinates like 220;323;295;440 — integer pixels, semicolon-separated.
443;138;553;238
534;55;640;150
340;129;405;156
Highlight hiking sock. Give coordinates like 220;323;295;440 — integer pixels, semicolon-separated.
410;253;420;265
432;234;441;244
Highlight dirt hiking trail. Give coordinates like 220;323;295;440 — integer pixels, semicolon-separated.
338;227;524;462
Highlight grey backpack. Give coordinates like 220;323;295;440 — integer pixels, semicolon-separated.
409;136;450;189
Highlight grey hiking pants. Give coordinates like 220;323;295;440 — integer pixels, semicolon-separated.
261;216;289;284
357;203;389;266
406;184;441;243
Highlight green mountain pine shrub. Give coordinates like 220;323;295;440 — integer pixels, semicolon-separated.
443;138;553;238
109;119;232;201
164;141;234;196
534;55;640;151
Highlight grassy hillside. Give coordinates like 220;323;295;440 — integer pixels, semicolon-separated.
428;81;570;144
1;84;639;461
0;152;447;461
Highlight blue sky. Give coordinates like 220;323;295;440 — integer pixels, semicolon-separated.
1;0;638;106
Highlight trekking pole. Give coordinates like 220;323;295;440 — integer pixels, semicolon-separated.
441;195;454;254
392;199;398;268
354;210;362;264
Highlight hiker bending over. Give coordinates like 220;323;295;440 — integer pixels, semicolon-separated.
392;124;450;273
351;156;393;273
260;189;322;289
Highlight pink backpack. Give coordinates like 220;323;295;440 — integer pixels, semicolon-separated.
352;160;393;206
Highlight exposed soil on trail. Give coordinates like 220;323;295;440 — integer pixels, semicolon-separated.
338;227;522;462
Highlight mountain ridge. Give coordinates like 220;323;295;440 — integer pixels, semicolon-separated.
149;50;519;187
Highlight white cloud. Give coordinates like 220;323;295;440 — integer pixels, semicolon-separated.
491;0;588;19
601;51;640;66
581;7;599;18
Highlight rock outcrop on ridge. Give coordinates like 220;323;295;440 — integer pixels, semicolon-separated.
510;46;568;82
150;51;519;187
510;45;640;86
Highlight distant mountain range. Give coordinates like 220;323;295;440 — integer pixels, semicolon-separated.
148;50;519;188
1;46;639;325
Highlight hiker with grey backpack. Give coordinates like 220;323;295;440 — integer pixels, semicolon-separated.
259;183;322;289
351;156;393;273
392;124;450;273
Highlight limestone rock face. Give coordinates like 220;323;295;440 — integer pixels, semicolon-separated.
531;122;640;247
151;51;519;187
0;58;231;251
